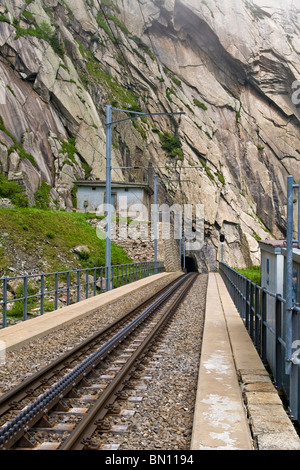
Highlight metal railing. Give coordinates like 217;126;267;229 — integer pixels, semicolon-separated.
219;262;300;421
0;261;164;329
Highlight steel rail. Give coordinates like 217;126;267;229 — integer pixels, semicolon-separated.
0;274;183;421
0;273;194;450
61;272;197;450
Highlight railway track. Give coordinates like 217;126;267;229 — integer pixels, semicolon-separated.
0;272;197;450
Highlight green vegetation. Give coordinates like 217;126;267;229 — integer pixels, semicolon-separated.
0;13;10;24
130;35;155;60
234;265;261;285
159;131;183;159
96;12;117;43
204;165;214;181
59;137;78;165
13;18;64;58
216;171;225;185
101;0;120;10
287;35;300;55
169;74;181;87
6;85;16;97
8;283;44;318
106;13;130;35
198;157;215;182
0;208;132;276
34;181;52;209
0;116;37;168
193;99;208;111
96;8;154;62
0;174;28;207
166;86;177;102
76;41;139;109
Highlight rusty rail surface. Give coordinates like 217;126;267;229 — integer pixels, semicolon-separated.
0;273;196;450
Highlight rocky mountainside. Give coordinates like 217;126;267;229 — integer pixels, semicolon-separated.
0;0;299;269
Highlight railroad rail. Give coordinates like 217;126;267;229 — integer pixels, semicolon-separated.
0;272;197;450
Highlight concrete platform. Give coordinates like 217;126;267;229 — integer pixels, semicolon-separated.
0;272;181;353
191;272;300;451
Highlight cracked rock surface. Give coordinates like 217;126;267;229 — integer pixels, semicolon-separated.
0;0;299;267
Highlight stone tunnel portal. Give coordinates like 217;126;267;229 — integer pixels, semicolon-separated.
184;255;199;273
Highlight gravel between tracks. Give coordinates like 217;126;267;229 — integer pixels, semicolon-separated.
115;274;207;450
0;273;207;450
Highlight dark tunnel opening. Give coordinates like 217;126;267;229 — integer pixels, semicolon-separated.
184;256;199;273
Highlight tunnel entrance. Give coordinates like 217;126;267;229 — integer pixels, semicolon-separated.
184;256;199;273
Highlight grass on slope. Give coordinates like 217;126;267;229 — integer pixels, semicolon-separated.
234;265;261;285
0;208;132;276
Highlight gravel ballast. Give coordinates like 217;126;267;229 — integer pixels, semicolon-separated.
0;273;207;450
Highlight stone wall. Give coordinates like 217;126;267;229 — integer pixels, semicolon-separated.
90;218;182;272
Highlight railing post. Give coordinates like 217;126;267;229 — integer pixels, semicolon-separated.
2;277;7;329
245;279;250;329
100;267;103;294
85;269;89;298
275;294;283;389
23;276;28;322
93;268;96;296
240;275;244;317
290;308;299;420
249;282;254;340
255;285;260;349
261;287;267;363
40;274;45;315
76;270;80;302
54;272;58;310
67;271;70;305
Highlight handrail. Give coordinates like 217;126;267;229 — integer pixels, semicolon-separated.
0;261;164;328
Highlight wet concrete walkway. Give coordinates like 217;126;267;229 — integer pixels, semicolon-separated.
191;272;300;451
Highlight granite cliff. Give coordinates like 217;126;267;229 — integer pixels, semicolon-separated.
0;0;299;269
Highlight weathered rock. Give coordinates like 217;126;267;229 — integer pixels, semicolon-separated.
0;0;299;268
0;198;14;208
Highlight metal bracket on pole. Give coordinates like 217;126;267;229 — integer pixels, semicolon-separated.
105;107;185;286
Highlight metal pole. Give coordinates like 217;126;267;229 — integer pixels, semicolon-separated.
104;108;184;282
285;175;294;375
291;178;300;419
154;174;158;274
105;105;112;290
179;210;182;269
297;180;300;249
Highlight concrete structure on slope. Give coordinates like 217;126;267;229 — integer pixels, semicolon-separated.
75;181;153;220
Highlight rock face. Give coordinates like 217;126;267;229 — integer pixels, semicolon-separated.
0;0;299;269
